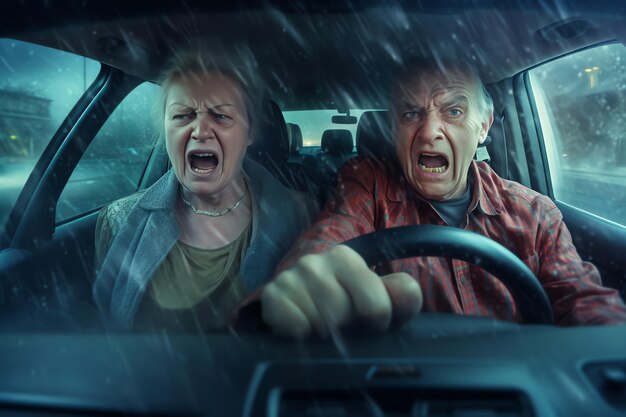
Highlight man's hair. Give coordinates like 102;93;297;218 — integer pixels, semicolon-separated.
391;57;494;118
155;47;262;142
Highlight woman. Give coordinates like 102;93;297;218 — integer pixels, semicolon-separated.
92;51;318;332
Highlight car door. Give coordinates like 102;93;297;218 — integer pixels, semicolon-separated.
0;38;165;331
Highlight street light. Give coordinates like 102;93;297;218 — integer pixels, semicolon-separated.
584;66;600;88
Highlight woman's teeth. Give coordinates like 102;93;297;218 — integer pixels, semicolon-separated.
191;166;215;174
189;152;218;174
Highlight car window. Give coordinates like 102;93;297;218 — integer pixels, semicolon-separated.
0;38;99;231
530;43;626;227
283;109;380;151
56;82;160;222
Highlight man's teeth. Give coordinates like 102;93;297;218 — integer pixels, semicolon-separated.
418;163;448;173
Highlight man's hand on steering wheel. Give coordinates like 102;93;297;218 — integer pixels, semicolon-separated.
261;225;554;339
261;245;424;339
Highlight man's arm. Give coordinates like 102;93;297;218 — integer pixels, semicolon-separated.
258;160;423;338
536;201;626;325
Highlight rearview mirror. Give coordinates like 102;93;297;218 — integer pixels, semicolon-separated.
332;115;358;124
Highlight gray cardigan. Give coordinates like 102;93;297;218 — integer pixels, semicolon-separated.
92;158;318;329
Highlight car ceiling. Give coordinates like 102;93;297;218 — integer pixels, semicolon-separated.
3;0;626;110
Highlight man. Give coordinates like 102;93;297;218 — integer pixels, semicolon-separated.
259;59;626;339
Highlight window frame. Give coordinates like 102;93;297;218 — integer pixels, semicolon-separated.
5;66;145;250
55;81;162;225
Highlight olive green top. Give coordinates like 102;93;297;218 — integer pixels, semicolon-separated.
96;214;252;332
93;160;318;330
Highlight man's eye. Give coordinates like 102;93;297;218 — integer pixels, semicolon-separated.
172;112;194;121
447;108;463;117
402;111;419;120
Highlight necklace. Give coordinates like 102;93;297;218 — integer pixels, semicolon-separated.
181;190;246;217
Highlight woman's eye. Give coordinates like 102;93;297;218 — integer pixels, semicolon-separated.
212;113;231;121
210;112;235;126
172;112;194;121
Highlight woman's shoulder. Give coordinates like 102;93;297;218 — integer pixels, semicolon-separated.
99;170;179;232
94;189;149;267
98;190;149;236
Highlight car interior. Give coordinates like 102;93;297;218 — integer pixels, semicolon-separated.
1;0;626;416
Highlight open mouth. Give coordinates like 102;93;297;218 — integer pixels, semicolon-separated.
418;153;449;174
188;152;219;175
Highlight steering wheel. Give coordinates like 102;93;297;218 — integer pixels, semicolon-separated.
343;225;554;324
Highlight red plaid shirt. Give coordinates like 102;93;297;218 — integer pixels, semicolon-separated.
277;158;626;325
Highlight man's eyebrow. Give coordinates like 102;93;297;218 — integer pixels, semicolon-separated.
401;102;422;111
440;94;470;106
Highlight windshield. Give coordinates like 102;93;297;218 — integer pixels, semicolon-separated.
1;5;626;415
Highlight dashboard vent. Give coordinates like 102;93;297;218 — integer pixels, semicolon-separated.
583;360;626;411
277;388;533;417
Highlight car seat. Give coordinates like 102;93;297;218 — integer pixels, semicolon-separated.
286;123;317;174
355;110;397;171
318;129;354;173
316;129;355;202
248;100;317;196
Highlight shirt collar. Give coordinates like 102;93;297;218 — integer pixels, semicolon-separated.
138;169;179;211
469;160;503;216
386;167;408;202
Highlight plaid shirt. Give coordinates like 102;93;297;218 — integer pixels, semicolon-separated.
277;158;626;325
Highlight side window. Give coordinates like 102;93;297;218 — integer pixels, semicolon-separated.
0;39;99;231
56;82;160;222
530;44;626;227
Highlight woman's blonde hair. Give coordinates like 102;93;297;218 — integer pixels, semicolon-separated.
155;46;262;142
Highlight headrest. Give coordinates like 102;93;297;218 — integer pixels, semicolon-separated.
248;99;290;166
321;129;353;154
286;123;303;154
356;110;396;166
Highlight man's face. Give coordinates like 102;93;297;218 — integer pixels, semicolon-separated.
392;69;493;200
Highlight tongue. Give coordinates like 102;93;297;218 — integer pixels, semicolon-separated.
419;155;447;168
191;155;218;170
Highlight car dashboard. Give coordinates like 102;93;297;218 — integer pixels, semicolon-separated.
1;314;625;417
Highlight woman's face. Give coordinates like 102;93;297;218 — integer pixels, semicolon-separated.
164;72;251;198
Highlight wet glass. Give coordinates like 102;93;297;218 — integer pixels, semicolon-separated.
0;39;100;233
530;43;626;227
56;82;160;222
